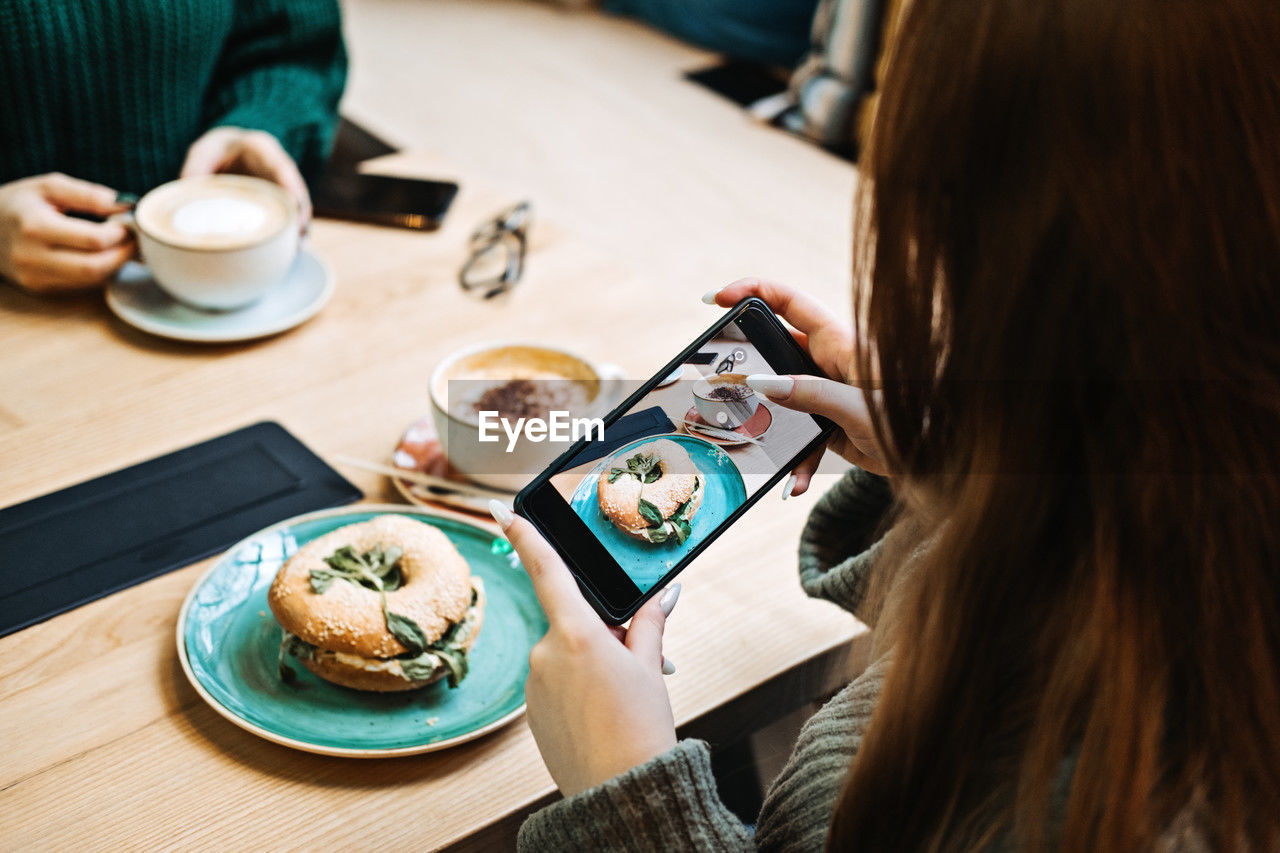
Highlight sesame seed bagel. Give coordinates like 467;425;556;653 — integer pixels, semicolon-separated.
597;438;705;541
268;515;472;659
298;578;486;692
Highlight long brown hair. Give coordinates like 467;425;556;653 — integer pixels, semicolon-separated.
828;0;1280;849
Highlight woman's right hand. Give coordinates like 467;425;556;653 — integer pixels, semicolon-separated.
704;277;890;487
0;173;134;294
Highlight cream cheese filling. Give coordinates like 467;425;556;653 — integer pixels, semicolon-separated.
283;594;481;682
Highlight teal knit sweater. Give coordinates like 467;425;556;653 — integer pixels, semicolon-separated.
0;0;347;195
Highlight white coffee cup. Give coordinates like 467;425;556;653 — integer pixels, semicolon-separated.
429;342;624;492
693;372;760;429
130;175;299;310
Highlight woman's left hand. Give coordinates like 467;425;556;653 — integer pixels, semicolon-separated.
491;501;679;797
181;127;311;225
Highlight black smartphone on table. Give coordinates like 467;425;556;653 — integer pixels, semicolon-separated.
312;171;459;230
515;298;836;624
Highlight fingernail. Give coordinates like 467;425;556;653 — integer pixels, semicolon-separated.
659;582;682;616
488;499;513;531
781;473;797;501
662;657;676;675
700;287;724;305
115;191;139;207
746;374;794;399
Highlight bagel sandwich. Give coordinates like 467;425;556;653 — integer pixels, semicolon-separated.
596;438;705;544
269;515;485;692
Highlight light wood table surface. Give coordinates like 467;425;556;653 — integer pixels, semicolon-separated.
0;2;867;849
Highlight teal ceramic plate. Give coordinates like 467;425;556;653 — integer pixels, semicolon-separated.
569;434;747;593
177;505;546;757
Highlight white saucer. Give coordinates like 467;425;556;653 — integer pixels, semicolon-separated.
105;248;334;343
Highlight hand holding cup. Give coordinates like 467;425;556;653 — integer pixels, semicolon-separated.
0;173;134;293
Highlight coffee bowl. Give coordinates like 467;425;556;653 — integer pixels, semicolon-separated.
692;372;760;429
132;175;299;310
430;342;623;492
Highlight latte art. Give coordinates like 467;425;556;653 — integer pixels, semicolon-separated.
171;197;269;239
136;175;292;250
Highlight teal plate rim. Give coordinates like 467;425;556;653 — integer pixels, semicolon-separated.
176;503;536;758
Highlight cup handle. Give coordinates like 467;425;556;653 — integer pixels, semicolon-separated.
107;209;136;230
595;361;627;407
108;210;143;263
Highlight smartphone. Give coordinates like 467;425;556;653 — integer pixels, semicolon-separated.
514;298;836;624
312;171;459;230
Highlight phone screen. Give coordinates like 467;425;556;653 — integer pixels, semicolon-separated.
312;172;458;230
516;299;833;621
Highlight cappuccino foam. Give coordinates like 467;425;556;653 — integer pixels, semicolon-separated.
137;176;292;250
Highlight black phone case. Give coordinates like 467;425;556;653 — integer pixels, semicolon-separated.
312;171;458;231
0;421;361;638
515;298;835;624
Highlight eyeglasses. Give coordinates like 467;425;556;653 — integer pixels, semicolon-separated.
715;349;746;374
459;201;531;299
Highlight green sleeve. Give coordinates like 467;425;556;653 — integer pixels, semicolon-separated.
797;466;895;624
518;740;754;851
203;0;348;182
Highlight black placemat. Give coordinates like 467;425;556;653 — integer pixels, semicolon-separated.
0;421;361;638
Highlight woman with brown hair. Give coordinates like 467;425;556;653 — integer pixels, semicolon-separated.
489;0;1280;848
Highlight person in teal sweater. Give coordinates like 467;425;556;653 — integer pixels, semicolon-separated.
0;0;346;294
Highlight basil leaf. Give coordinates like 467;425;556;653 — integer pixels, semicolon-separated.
436;618;465;648
433;647;469;688
284;633;316;660
382;566;404;591
639;455;659;481
611;453;664;486
671;479;701;524
637;498;664;527
309;566;340;594
358;545;402;590
400;655;440;682
673;517;692;544
376;545;404;577
278;632;315;683
324;546;363;574
278;635;297;683
390;595;480;687
318;542;406;593
385;608;429;654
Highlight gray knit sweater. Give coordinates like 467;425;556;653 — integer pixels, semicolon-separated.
518;467;894;851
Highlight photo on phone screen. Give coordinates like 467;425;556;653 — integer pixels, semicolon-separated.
516;299;833;621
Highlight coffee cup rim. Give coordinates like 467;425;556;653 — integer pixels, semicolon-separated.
428;340;606;429
691;373;754;400
134;175;297;254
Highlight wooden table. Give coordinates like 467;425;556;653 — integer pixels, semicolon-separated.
0;2;866;849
